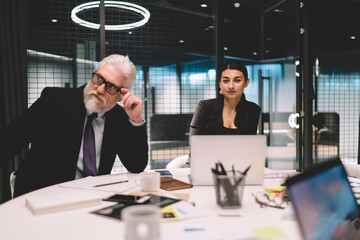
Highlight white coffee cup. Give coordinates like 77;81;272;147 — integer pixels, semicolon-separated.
140;171;160;192
122;205;161;240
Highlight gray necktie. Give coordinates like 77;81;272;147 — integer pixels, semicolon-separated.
83;113;97;176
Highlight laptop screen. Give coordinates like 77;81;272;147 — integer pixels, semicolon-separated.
285;158;359;240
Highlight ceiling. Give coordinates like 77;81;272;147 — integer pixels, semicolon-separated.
27;0;360;65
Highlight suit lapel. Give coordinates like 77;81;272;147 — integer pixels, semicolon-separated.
71;88;87;169
214;95;224;127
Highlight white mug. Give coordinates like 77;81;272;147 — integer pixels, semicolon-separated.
140;171;160;192
122;205;161;240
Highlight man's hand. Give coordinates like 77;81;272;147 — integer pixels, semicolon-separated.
119;88;144;124
332;219;360;240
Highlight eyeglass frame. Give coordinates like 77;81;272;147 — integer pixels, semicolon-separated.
252;191;289;209
91;72;123;95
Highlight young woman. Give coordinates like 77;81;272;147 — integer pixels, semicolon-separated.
190;60;261;136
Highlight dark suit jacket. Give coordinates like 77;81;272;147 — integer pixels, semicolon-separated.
190;94;261;136
0;86;148;197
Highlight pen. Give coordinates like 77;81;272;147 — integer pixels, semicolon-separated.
231;164;238;198
94;180;129;187
136;195;151;204
217;161;227;175
218;214;241;217
217;161;237;205
242;164;251;175
184;228;205;232
215;162;220;174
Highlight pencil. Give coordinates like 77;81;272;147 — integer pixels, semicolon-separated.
94;180;129;187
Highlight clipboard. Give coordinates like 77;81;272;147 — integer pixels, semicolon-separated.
160;177;193;191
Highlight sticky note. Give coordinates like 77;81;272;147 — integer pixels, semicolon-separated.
263;186;286;192
253;226;287;239
162;205;180;220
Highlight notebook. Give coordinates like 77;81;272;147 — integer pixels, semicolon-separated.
190;135;267;186
285;158;360;240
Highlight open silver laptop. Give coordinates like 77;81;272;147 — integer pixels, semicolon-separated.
190;135;267;186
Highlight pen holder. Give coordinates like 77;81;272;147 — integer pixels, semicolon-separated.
213;171;245;209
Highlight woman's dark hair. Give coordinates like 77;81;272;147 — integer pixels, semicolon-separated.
219;60;248;81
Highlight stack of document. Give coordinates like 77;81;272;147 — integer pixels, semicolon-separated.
25;192;102;215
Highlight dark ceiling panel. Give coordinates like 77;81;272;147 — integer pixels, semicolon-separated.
27;0;360;64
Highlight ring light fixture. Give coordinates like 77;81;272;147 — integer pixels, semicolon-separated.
71;1;150;30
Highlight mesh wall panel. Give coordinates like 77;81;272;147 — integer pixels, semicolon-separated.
27;0;215;172
315;51;360;164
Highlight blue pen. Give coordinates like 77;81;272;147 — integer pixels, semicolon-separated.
184;228;205;232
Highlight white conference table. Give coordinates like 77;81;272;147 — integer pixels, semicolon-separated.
0;168;302;240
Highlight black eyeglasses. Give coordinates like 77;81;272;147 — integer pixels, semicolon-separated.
91;72;123;95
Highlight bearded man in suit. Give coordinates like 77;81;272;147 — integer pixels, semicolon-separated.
0;54;148;197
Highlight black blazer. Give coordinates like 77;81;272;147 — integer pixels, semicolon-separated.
190;94;261;136
0;86;148;197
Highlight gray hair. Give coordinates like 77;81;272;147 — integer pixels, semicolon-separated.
97;54;136;89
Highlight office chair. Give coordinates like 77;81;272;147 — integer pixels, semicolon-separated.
166;155;189;169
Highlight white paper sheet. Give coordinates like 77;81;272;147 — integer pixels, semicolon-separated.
60;175;137;193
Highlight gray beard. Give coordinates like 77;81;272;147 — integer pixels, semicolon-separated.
83;83;117;113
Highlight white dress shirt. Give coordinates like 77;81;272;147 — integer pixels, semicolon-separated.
75;110;145;179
